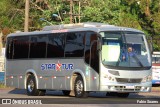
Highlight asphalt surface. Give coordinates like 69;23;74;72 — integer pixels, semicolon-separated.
0;86;160;107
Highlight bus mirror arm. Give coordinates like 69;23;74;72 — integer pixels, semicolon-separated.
97;40;102;51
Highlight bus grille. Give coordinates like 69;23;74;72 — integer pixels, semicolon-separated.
116;78;142;83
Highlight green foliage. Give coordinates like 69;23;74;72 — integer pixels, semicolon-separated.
0;0;160;51
81;0;120;24
0;82;5;88
0;0;9;14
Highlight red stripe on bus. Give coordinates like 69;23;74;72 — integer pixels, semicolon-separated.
152;63;160;66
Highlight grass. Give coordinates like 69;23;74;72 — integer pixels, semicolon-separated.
0;81;14;89
0;83;6;88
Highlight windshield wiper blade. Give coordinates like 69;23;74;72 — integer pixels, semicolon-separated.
132;55;144;67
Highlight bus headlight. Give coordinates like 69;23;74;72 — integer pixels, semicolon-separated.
142;75;152;82
142;77;147;82
104;75;115;81
108;76;112;80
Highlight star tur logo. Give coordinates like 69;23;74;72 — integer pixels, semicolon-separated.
41;61;74;71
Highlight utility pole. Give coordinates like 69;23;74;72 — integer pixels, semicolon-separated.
69;0;73;24
24;0;30;32
78;1;81;23
65;0;81;24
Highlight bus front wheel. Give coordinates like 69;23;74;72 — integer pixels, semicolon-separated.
26;74;45;96
74;75;88;98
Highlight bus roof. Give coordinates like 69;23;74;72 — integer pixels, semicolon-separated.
43;22;143;33
7;22;144;37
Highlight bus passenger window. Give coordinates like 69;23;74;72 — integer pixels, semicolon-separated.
85;32;99;73
13;36;30;59
65;32;85;57
47;33;65;58
30;35;47;58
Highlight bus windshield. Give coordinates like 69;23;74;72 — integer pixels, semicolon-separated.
100;31;151;69
152;52;160;64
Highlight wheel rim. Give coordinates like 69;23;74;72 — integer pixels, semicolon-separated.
76;80;83;95
27;80;34;92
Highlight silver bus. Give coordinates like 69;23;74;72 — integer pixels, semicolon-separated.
5;23;152;98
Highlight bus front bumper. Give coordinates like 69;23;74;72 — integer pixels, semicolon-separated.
100;82;152;92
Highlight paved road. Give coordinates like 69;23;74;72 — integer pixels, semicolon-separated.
0;86;160;107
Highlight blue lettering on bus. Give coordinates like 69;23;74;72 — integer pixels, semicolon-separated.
61;64;73;70
41;64;56;70
41;61;74;71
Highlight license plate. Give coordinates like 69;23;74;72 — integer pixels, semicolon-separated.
126;86;134;89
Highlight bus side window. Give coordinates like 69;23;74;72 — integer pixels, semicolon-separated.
90;34;99;72
12;36;30;59
6;37;14;59
47;33;65;58
65;32;85;57
85;32;99;73
85;32;92;64
29;35;47;58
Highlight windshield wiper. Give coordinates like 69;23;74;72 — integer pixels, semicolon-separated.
132;55;144;67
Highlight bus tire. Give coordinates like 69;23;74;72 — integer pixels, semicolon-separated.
74;75;88;98
117;93;129;98
26;75;45;96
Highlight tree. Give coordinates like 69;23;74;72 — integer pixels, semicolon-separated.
118;0;142;30
0;0;22;47
120;0;160;51
0;0;160;50
81;0;120;25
